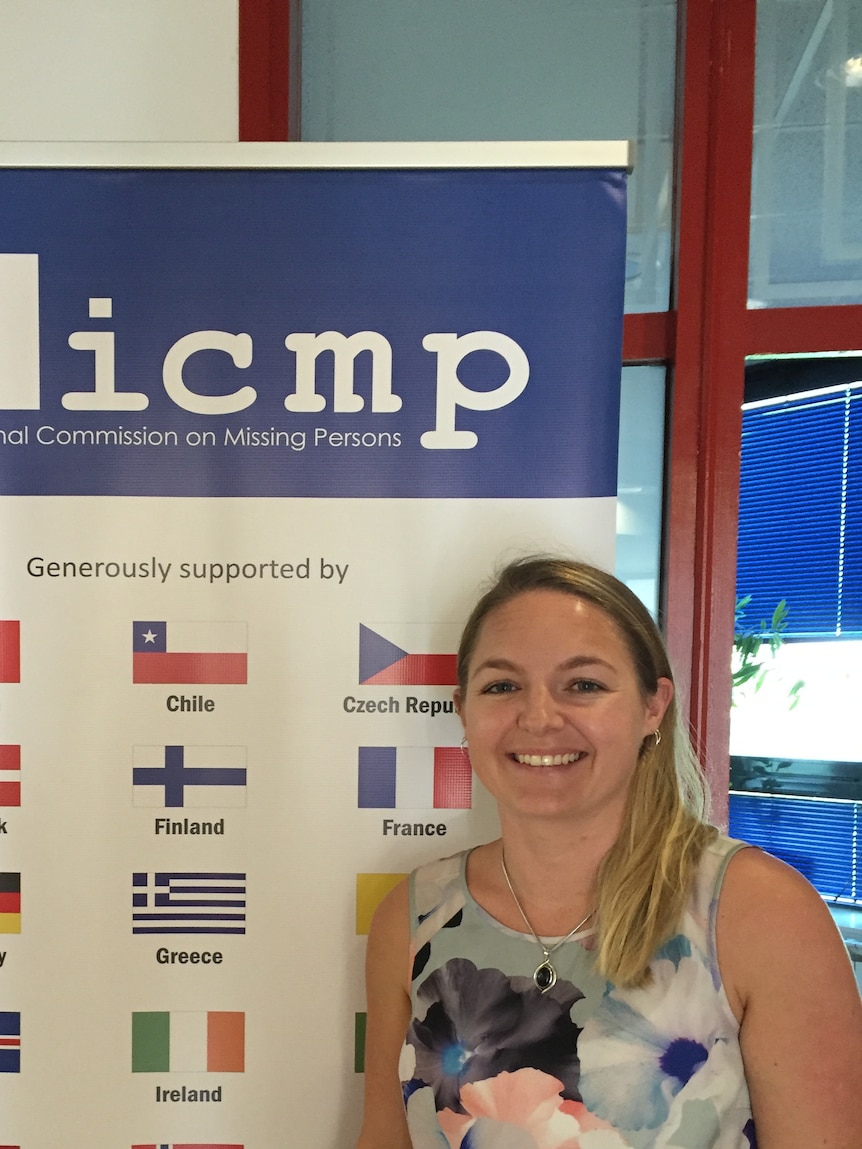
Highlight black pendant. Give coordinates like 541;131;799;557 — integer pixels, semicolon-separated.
533;960;557;992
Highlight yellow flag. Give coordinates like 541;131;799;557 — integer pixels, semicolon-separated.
355;873;406;934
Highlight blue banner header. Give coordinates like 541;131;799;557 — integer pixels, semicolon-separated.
0;166;626;497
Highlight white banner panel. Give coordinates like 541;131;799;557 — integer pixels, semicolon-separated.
0;143;627;1148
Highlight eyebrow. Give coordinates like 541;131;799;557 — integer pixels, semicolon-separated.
471;654;617;676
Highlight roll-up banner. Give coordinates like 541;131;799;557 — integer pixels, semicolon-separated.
0;141;629;1147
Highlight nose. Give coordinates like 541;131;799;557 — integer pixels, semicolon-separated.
517;685;565;734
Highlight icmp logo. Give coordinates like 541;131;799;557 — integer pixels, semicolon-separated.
0;254;530;450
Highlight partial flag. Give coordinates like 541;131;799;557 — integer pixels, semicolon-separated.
133;872;246;934
355;873;406;935
133;745;247;808
0;1012;20;1072
0;874;20;933
0;745;20;806
133;621;247;685
0;622;19;683
358;746;471;809
132;1011;244;1072
355;1012;367;1073
359;622;458;686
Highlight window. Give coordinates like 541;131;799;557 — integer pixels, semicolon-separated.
730;793;860;900
737;378;862;638
300;0;676;607
731;355;862;904
238;0;862;823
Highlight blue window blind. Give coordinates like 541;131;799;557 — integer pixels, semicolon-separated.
737;384;862;637
728;792;859;901
847;397;862;631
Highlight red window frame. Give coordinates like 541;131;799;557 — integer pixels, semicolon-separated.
237;0;862;820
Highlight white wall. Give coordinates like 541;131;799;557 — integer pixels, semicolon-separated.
0;0;238;141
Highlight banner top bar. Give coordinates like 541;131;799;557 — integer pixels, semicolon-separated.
0;140;633;171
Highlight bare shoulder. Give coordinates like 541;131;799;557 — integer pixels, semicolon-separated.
719;847;843;957
366;876;411;986
357;877;413;1149
717;845;855;1009
717;846;862;1149
720;842;836;925
369;875;410;936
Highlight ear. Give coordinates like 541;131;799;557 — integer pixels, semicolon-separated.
644;676;673;733
453;687;464;723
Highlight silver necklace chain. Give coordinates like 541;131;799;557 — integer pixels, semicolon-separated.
500;849;595;994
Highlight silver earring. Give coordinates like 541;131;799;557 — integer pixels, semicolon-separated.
652;729;662;748
460;735;469;754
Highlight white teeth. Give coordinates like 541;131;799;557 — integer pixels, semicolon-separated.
515;752;581;767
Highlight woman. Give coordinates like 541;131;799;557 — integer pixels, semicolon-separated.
357;557;862;1148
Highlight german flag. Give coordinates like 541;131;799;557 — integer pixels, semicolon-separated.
0;874;20;933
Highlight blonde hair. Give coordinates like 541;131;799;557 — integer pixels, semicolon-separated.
458;556;717;987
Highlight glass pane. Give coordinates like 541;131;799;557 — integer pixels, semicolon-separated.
301;0;678;313
616;366;665;615
751;0;862;306
737;387;862;637
732;356;862;768
728;793;858;898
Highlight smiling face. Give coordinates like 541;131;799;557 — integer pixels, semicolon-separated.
455;589;673;830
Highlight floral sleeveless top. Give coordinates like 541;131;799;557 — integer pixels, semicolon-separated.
401;836;756;1149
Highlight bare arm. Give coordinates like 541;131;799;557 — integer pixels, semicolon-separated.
718;848;862;1149
356;878;413;1149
